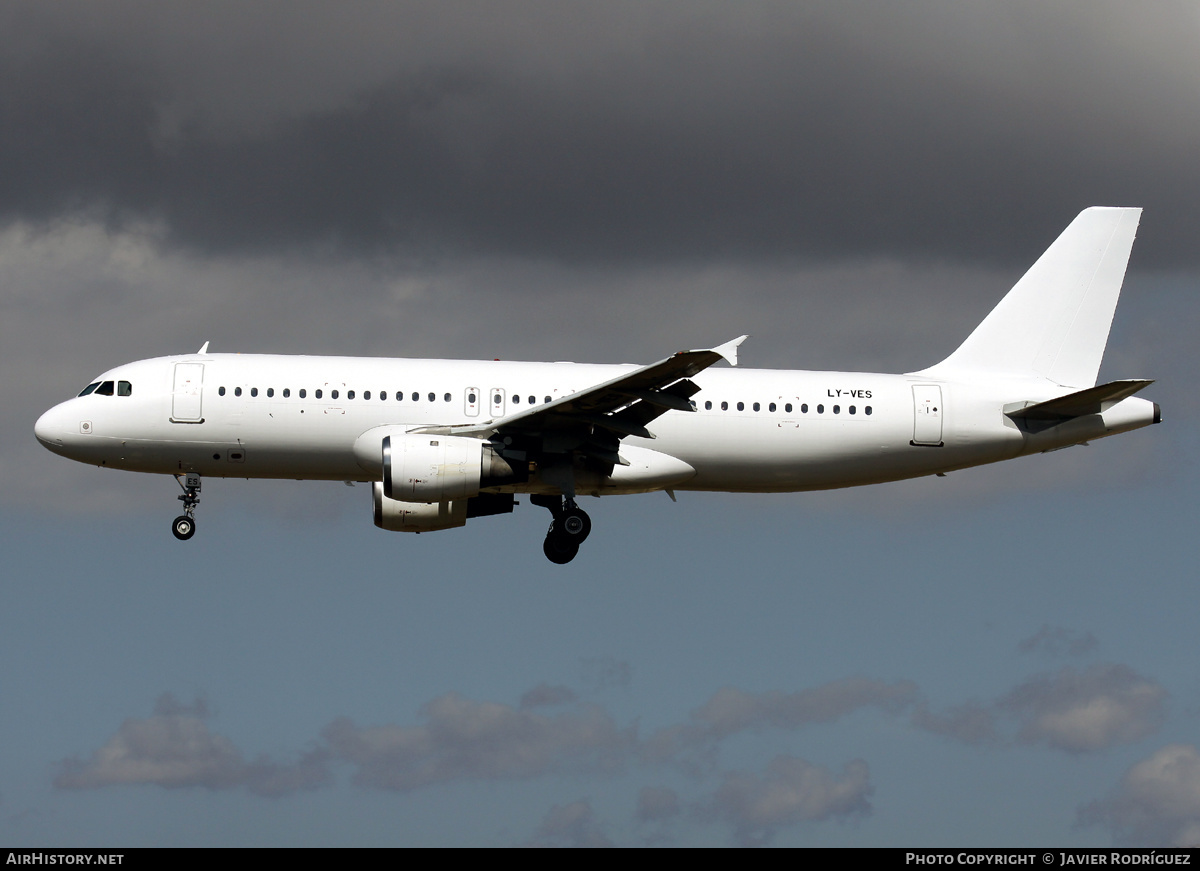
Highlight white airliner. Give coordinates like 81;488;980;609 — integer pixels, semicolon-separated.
34;208;1159;563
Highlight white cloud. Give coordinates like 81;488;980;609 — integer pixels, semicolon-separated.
523;799;613;848
322;693;632;791
519;683;578;710
53;693;330;796
691;678;919;738
1018;626;1099;658
697;755;872;847
1079;744;1200;846
644;677;919;765
635;785;681;824
914;664;1168;753
999;664;1167;753
911;701;999;747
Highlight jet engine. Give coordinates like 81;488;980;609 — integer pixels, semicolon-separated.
373;483;515;533
382;434;525;503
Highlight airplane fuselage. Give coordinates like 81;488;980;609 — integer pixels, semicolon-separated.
34;352;1158;495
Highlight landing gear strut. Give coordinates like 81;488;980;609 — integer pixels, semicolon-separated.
172;473;201;541
532;494;591;564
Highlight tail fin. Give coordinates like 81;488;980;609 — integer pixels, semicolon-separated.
916;207;1142;388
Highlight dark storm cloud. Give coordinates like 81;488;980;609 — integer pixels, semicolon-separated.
4;2;1200;266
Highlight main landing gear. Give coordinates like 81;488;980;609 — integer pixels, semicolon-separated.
172;473;201;541
531;495;592;565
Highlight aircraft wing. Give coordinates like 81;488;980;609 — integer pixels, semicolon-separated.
411;336;747;452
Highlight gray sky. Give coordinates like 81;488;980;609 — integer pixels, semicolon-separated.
2;1;1198;847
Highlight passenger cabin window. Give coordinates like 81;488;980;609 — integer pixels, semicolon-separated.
363;391;370;400
705;400;712;410
753;402;760;412
380;392;387;401
218;386;226;396
721;401;728;411
283;388;290;398
513;394;521;404
251;387;258;397
428;392;435;402
785;403;792;412
737;401;745;411
414;392;420;402
444;393;451;402
78;382;101;396
315;389;323;399
769;402;776;412
299;389;307;398
234;387;242;397
267;388;274;398
348;390;355;400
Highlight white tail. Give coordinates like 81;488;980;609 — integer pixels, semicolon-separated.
917;207;1142;388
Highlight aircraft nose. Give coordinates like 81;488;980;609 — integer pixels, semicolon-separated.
34;405;67;451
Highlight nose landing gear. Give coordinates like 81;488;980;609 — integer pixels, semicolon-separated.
532;494;591;564
172;473;201;541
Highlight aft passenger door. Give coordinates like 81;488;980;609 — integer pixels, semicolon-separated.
911;385;943;446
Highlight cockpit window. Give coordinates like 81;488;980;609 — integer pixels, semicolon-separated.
94;381;115;396
118;381;132;396
78;382;101;397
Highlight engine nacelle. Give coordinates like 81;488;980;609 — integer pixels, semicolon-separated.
372;484;516;533
382;434;525;503
373;482;467;532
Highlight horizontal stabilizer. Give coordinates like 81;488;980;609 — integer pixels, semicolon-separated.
1006;379;1154;422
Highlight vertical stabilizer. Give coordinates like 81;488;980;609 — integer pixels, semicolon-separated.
917;207;1141;388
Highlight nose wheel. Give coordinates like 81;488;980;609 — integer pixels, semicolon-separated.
172;473;201;541
532;495;591;564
